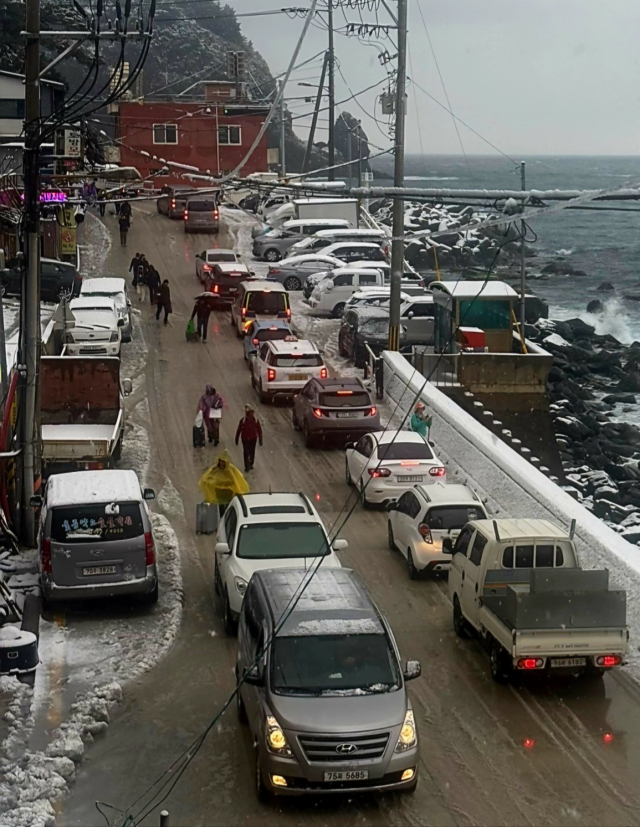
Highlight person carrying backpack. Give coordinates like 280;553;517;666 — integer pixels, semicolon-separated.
235;405;263;472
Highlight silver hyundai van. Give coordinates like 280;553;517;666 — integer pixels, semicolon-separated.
236;568;421;799
184;196;219;233
35;470;158;604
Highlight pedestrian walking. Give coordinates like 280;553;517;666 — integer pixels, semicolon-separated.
129;252;141;278
190;293;216;343
197;385;224;445
235;404;263;472
410;401;433;440
120;199;132;222
98;187;107;217
155;279;172;325
118;212;130;247
147;266;161;305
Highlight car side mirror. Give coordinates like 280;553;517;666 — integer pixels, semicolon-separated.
429;440;435;447
243;665;264;687
325;282;334;291
332;538;348;551
143;488;155;500
403;660;421;681
345;442;355;450
407;311;414;319
30;495;43;508
117;318;124;327
122;378;133;396
442;537;454;554
215;542;230;555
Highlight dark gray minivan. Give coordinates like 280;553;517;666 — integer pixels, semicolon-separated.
35;470;158;604
236;568;421;799
184;196;220;233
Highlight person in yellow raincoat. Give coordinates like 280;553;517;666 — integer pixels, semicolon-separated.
198;449;249;515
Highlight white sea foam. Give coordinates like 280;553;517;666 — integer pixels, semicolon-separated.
555;248;574;256
583;298;634;344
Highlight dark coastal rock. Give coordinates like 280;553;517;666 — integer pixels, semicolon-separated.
593;498;636;524
617;372;640;393
542;262;559;274
564;318;596;338
587;300;604;313
604;393;638;405
597;281;615;292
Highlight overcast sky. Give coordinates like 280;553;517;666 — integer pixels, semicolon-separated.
236;0;640;157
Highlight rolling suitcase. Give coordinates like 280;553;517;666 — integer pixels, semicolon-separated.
193;424;205;447
196;502;220;534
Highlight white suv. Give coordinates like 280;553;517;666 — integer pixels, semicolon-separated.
388;482;488;579
213;492;346;633
66;296;123;356
307;267;384;317
250;337;328;403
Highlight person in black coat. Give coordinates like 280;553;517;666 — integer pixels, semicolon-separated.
190;293;216;343
147;266;161;306
156;279;172;325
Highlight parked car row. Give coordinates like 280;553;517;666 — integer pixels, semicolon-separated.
1;257;82;303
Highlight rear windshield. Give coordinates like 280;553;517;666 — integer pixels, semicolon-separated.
246;292;287;314
427;505;485;530
208;252;236;262
51;503;143;543
271;634;400;696
256;328;290;342
378;441;433;461
188;200;217;212
272;354;323;367
236;522;329;559
320;391;371;407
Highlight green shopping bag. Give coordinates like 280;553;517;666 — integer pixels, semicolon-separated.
185;318;197;341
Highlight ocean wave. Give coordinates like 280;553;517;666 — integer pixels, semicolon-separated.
555;248;574;256
405;176;460;181
583;298;634;344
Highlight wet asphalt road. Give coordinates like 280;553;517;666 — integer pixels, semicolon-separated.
57;203;640;827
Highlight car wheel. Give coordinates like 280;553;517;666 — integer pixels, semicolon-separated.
359;480;372;509
407;548;419;580
223;591;237;636
387;520;396;551
264;249;280;262
489;640;511;684
292;409;301;431
255;747;272;803
331;302;346;319
214;559;221;595
345;458;353;486
338;336;349;358
250;370;257;390
303;420;316;449
283;276;301;291
453;596;469;639
235;323;242;339
258;381;269;404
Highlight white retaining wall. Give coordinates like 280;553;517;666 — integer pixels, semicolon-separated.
383;350;640;675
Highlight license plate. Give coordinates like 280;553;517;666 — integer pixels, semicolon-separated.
228;287;237;294
81;345;104;351
550;657;586;668
397;475;423;483
336;412;357;418
323;770;369;782
82;565;117;576
288;374;307;381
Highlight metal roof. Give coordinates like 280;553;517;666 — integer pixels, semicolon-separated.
47;470;143;507
472;518;570;542
430;280;518;300
269;339;318;353
416;482;481;505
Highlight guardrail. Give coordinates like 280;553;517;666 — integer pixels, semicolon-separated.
412;348;460;387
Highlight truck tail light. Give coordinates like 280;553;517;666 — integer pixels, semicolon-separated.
252;338;260;346
517;658;544;670
364;406;377;417
429;467;446;477
41;539;52;573
418;524;432;543
241;306;246;316
286;307;291;319
596;655;622;667
145;532;155;566
368;467;391;478
320;367;328;379
267;369;276;382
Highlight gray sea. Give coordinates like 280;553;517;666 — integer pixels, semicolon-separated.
373;154;640;346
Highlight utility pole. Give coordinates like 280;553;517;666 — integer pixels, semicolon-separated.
279;80;286;177
519;161;526;336
388;0;407;352
22;0;41;545
327;0;335;181
302;50;329;174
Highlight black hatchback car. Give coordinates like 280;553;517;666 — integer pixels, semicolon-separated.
1;257;82;303
209;262;254;306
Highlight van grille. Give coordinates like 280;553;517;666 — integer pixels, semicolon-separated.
298;731;390;763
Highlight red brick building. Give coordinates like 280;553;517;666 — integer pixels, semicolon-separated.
117;82;270;186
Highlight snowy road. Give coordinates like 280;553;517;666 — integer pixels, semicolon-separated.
27;203;640;827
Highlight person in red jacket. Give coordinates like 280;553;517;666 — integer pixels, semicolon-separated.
235;404;263;472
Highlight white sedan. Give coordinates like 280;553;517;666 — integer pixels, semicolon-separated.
345;430;446;507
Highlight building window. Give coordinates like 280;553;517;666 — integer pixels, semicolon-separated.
153;123;178;145
0;99;25;119
218;126;241;146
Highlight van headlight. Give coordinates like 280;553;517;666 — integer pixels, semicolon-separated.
266;715;292;756
110;331;119;342
395;709;417;752
234;576;248;596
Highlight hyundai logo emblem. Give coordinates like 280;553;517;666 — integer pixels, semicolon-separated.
336;743;358;755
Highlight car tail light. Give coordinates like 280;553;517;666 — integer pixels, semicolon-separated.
267;368;276;381
364;406;377;417
241;306;246;316
75;274;82;281
214;210;219;219
145;532;155;566
41;539;52;573
313;408;324;419
286;308;291;318
337;390;353;395
252;338;259;346
270;268;281;275
213;284;219;293
429;467;446;477
320;367;328;379
171;198;176;208
184;211;189;220
368;467;391;478
418;523;432;543
203;264;212;272
517;658;544;670
596;655;622;667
